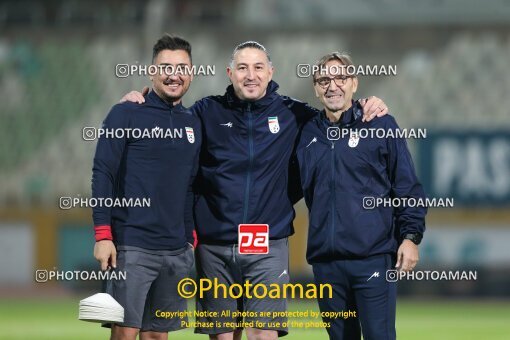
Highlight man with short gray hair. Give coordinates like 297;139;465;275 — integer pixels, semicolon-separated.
296;52;426;340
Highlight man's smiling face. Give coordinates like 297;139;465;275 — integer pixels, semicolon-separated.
314;59;358;113
227;47;274;101
151;49;193;104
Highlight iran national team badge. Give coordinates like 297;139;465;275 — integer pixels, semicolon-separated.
348;130;359;148
185;127;195;144
268;116;280;134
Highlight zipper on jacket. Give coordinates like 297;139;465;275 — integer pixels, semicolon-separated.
169;107;175;144
330;141;336;254
243;103;254;223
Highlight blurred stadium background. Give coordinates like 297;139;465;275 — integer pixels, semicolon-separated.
1;0;509;339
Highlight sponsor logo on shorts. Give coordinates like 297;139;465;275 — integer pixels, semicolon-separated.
238;224;269;254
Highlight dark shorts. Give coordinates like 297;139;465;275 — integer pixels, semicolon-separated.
104;245;194;332
194;238;289;336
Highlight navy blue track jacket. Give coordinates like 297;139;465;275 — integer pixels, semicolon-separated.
92;90;201;250
191;81;315;243
296;102;427;263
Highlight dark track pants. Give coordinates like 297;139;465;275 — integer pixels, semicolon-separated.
312;254;397;340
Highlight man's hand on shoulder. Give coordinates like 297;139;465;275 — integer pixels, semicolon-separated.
120;86;150;104
360;96;389;122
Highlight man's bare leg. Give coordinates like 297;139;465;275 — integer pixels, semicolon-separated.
245;328;278;340
111;325;139;340
209;329;243;340
139;330;168;340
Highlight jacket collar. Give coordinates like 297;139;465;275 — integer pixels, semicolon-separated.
225;80;280;110
147;89;186;111
319;100;363;128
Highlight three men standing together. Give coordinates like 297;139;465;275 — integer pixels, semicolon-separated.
91;34;425;340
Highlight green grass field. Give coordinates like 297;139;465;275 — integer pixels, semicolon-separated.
1;298;509;339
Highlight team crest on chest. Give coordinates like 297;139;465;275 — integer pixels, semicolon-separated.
185;127;195;144
268;116;280;134
348;130;359;148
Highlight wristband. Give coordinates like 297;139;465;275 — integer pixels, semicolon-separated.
403;233;422;245
94;225;113;242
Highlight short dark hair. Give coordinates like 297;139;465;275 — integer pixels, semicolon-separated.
152;34;192;63
230;41;271;67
